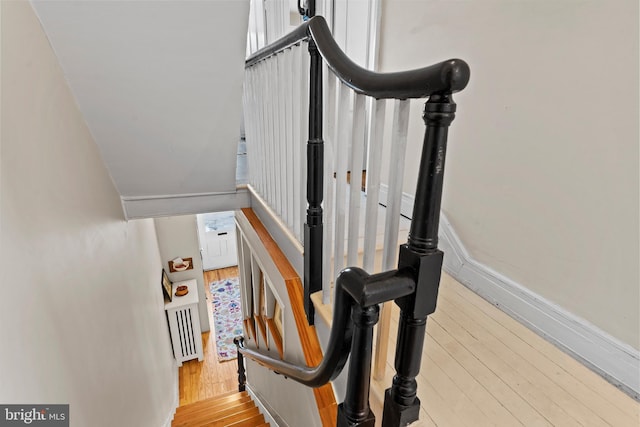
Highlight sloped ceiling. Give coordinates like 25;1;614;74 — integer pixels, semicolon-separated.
31;0;250;217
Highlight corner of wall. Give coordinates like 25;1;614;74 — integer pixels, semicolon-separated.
438;212;640;399
161;365;180;427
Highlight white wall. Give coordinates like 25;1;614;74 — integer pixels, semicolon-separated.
0;2;178;425
154;215;211;332
378;0;639;349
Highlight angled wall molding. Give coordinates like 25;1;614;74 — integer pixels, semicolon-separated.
121;187;251;219
380;185;639;399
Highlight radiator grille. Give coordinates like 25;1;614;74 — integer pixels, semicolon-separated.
175;308;197;358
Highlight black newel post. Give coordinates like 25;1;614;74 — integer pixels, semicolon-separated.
304;39;324;325
234;337;247;392
382;94;456;427
337;304;379;427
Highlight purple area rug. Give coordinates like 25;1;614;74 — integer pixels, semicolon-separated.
210;278;243;361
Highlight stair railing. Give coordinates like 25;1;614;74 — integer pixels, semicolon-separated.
240;14;469;427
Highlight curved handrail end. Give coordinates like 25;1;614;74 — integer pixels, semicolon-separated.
439;59;471;94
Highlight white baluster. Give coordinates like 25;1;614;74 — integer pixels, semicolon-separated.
300;42;310;243
273;55;283;216
269;58;279;212
284;47;295;233
381;99;410;270
362;98;386;273
374;99;410;381
256;63;265;196
347;93;366;266
333;82;353;282
292;43;302;241
244;67;254;188
322;70;337;305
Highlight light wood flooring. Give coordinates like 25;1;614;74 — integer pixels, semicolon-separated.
370;272;640;427
178;267;240;407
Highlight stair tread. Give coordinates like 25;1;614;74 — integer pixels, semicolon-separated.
175;392;249;415
200;407;261;427
173;401;257;426
223;413;265;427
177;396;253;418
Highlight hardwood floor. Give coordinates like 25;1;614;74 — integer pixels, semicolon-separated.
369;272;640;427
178;266;240;407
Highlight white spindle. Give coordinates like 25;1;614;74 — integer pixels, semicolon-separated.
347;93;366;266
244;68;254;187
269;58;278;211
276;52;287;222
254;63;263;194
284;48;295;232
300;42;310;243
275;55;284;216
261;60;271;201
257;64;266;195
374;100;410;382
322;70;337;304
362;99;386;273
292;43;302;241
381;99;410;270
333;83;353;281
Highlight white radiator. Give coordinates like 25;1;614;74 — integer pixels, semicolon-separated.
165;280;204;366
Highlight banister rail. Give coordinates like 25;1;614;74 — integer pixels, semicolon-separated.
246;16;469;98
236;268;415;421
241;11;470;427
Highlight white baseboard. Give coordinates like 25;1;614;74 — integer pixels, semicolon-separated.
121;187;251;219
246;383;281;427
161;366;180;427
437;212;640;399
377;184;639;398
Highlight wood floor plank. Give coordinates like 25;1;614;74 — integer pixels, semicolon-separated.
433;307;587;427
438;278;638;426
422;338;525;426
442;274;640;422
418;352;495;426
424;314;553;427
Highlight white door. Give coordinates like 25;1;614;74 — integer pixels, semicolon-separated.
197;212;238;271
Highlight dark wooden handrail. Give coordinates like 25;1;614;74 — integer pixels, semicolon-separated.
245;16;469;99
235;268;415;385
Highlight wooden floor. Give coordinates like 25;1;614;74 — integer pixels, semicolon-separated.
178;266;240;407
370;272;640;427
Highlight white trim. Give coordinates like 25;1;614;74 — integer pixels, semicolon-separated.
247;185;305;278
247;185;304;253
161;366;180;427
377;186;639;398
121;187;251;219
437;212;640;399
246;383;281;427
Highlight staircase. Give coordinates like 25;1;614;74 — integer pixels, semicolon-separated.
172;391;269;427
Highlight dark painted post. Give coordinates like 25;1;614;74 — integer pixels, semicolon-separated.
304;39;323;325
382;94;456;427
337;304;379;427
234;337;247;392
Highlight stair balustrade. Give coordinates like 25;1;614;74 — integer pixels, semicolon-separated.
239;12;469;427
